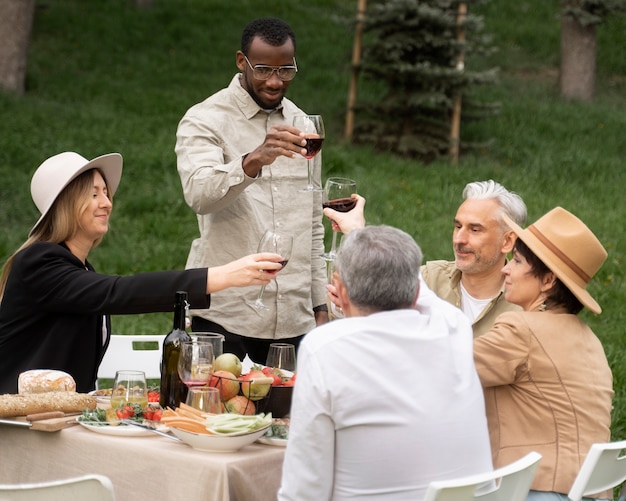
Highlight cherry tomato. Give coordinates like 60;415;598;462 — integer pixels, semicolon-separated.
147;390;160;402
115;405;134;419
143;404;162;421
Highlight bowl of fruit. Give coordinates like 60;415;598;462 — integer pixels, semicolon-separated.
256;367;295;418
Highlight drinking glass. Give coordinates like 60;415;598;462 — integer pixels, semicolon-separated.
192;332;225;359
321;177;357;261
293;115;324;192
177;341;214;389
185;386;221;414
247;230;293;312
325;258;344;318
110;370;148;409
266;343;297;372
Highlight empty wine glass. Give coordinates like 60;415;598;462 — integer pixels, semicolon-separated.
177;341;214;389
185;386;221;414
247;230;293;312
266;343;297;372
192;332;225;359
293;115;324;192
321;177;357;261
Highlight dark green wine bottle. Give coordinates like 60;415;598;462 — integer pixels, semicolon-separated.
159;291;191;408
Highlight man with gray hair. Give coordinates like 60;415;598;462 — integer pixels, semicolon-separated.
278;225;493;500
421;180;527;336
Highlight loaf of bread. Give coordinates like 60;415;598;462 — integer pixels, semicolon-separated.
18;369;76;394
0;392;96;418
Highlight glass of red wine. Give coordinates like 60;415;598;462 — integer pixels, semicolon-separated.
321;177;357;261
247;229;293;312
177;341;214;389
292;115;324;192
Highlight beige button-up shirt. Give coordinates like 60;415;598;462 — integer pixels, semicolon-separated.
175;74;327;340
420;259;521;337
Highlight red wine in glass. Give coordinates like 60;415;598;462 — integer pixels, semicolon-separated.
304;137;324;160
322;197;357;213
321;177;357;261
247;230;293;312
293;115;324;191
267;260;289;276
182;380;209;389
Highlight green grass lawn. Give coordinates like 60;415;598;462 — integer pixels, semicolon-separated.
0;0;624;437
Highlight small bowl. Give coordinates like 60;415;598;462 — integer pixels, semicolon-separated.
258;385;293;418
170;425;271;452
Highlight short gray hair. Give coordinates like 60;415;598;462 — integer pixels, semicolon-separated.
463;180;527;227
335;225;422;313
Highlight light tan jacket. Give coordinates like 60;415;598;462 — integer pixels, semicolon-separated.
420;260;520;337
474;310;614;497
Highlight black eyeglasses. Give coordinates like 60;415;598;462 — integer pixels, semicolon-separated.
243;55;298;81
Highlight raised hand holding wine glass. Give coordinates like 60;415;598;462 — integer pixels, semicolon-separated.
247;230;293;312
321;177;357;261
292;115;324;192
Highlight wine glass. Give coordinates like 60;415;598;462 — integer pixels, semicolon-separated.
177;341;214;389
110;370;148;410
266;343;297;372
321;177;357;261
185;386;221;414
192;332;225;359
247;230;293;312
293;115;324;192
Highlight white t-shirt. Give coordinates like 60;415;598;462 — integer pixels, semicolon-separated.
278;295;493;501
460;281;492;323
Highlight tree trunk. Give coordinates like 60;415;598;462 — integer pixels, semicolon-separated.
559;13;596;101
0;0;35;95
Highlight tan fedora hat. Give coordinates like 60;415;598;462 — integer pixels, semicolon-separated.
30;152;123;235
502;207;607;314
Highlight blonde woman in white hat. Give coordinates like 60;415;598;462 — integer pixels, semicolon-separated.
0;152;283;394
473;207;613;501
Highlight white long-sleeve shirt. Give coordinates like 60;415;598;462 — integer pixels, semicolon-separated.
279;296;493;501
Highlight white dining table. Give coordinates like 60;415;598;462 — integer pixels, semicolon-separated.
0;422;285;501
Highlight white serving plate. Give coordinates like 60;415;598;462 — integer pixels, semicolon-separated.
170;424;271;452
257;436;287;447
76;418;155;437
88;390;112;409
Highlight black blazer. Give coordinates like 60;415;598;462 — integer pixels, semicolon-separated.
0;242;210;393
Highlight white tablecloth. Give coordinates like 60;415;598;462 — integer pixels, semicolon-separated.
0;423;285;501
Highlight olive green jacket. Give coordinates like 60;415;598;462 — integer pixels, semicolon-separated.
420;260;520;337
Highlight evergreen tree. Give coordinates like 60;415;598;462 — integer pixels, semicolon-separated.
353;0;498;161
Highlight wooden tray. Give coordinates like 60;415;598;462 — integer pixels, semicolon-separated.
0;411;79;432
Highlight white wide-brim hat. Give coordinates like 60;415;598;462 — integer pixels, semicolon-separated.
30;152;123;235
502;207;607;314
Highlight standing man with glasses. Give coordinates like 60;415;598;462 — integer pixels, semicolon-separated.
175;17;328;363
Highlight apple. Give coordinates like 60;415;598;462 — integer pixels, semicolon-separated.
213;353;242;377
239;370;272;401
225;395;256;415
209;370;240;401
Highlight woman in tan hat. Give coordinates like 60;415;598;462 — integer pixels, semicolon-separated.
0;152;283;394
473;207;613;501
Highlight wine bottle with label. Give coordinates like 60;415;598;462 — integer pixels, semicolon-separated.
159;291;191;408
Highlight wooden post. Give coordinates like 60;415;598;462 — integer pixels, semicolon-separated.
345;0;367;141
449;3;467;164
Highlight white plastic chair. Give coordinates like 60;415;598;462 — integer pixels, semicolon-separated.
0;474;115;500
423;451;542;501
97;334;165;384
568;440;626;501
